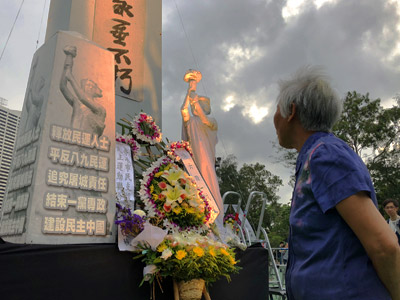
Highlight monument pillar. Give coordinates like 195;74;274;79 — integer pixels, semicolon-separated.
0;31;116;244
0;0;161;244
45;0;96;41
45;0;162;126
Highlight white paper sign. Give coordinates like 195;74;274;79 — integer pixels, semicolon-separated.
115;142;135;204
116;142;136;251
174;148;220;223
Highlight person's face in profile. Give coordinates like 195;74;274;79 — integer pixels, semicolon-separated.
273;104;291;149
84;80;102;98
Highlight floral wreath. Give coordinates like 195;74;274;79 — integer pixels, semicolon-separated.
139;156;211;233
166;140;193;162
223;213;241;225
116;133;141;161
131;113;162;145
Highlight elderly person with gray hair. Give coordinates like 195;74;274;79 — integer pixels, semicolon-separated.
273;66;400;300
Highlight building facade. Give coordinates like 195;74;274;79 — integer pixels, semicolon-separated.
0;105;21;211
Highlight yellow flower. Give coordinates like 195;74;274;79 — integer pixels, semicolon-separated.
152;194;159;201
229;256;237;265
157;243;167;253
184;181;198;199
208;247;216;257
220;248;229;256
154;171;164;178
185;206;195;214
162;185;185;205
172;206;182;215
161;166;186;186
193;246;204;257
176;250;187;260
150;185;154;194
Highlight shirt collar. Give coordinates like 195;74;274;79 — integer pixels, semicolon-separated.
295;132;331;176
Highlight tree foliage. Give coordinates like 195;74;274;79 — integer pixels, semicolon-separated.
216;155;287;246
270;141;297;187
333;91;400;209
217;155;282;205
264;202;291;247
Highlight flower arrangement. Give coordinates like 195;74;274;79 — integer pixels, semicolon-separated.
223;213;242;234
166;140;193;161
115;112;241;298
116;133;141;161
130;112;162;145
139;156;211;233
137;231;240;284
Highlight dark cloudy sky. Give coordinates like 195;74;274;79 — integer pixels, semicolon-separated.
1;0;399;203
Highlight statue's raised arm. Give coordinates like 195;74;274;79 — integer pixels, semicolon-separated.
60;46;77;107
59;46;106;136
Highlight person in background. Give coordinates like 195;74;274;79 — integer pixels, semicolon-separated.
277;241;285;264
282;242;289;265
383;199;400;244
273;65;400;300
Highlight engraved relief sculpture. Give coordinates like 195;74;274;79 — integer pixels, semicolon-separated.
60;46;106;136
181;69;223;218
24;56;45;132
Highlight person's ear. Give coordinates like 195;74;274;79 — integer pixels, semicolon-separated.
288;103;296;122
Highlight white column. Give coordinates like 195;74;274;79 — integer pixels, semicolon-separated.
45;0;95;41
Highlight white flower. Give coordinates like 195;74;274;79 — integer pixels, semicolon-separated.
131;113;162;145
161;248;173;260
133;209;146;217
143;264;157;281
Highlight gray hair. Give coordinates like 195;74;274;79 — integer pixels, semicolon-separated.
277;66;342;132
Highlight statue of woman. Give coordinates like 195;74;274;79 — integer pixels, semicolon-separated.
181;70;223;220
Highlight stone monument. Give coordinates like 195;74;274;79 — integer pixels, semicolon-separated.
0;31;116;244
0;0;161;244
45;0;162;127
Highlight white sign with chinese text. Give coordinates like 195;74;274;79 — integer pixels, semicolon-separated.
115;142;135;204
174;149;220;223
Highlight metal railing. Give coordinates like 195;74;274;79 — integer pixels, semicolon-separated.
221;191;287;295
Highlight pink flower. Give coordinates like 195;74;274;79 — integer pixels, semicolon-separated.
163;203;172;212
158;181;167;190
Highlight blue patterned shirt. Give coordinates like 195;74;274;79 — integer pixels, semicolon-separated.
285;132;390;300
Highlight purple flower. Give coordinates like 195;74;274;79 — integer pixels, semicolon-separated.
115;204;146;237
